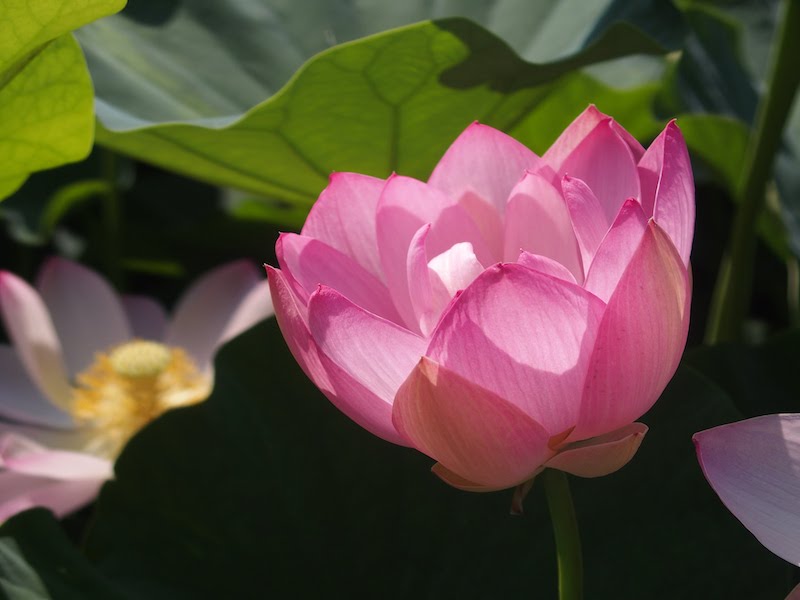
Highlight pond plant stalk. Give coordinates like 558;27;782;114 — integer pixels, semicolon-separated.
706;0;800;343
544;469;583;600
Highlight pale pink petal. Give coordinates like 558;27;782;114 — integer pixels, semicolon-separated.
36;258;131;378
0;421;91;453
268;267;407;446
0;346;73;429
426;263;605;435
0;471;106;521
166;261;273;374
503;171;583;282
122;295;168;341
638;121;695;265
301;172;385;280
376;175;491;330
547;114;640;223
544;105;644;170
573;221;690;440
307;286;425;404
428;122;542;216
406;225;438;336
277;233;401;326
0;271;72;408
428;242;484;300
0;433;112;480
457;191;505;261
694;414;800;566
562;175;609;269
545;422;647;477
393;357;553;489
517;252;577;284
583;199;648;303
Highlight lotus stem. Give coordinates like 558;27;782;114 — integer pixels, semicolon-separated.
544;469;583;600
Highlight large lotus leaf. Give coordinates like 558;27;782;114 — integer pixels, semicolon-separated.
0;0;126;201
75;0;683;129
88;16;684;213
0;321;787;599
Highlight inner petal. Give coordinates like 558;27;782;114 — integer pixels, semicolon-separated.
428;242;485;305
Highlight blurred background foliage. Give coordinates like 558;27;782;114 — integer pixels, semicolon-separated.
1;0;799;598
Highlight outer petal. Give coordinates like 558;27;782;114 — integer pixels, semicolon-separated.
428;122;542;216
546;113;640;223
393;357;553;489
562;175;609;270
544;106;644;170
517;252;577;284
503;171;583;282
166;261;273;375
267;267;408;446
122;295;168;341
307;286;425;405
573;221;690;440
277;233;400;325
0;347;73;429
426;263;605;435
0;271;72;409
0;433;111;520
301;172;385;280
694;414;800;566
0;472;107;521
544;422;647;477
430;463;506;492
376;175;491;330
36;258;131;378
583;199;648;303
637;120;695;265
407;225;438;336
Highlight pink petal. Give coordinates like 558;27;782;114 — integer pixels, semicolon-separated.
122;295;168;341
393;357;553;489
574;221;690;440
277;233;401;326
788;583;800;600
503;171;583;282
431;462;504;492
546;111;641;223
375;175;491;330
0;433;112;480
517;252;577;284
0;471;106;521
428;122;542;216
307;286;425;405
545;422;647;477
0;346;73;428
583;199;648;303
0;421;91;453
301;172;385;280
638;120;695;265
406;225;438;336
166;260;273;374
268;267;407;446
562;175;609;269
544;105;644;170
694;414;800;566
426;263;605;435
36;258;131;378
0;271;72;408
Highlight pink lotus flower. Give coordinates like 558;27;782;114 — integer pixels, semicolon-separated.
269;106;693;491
695;415;800;599
0;258;273;520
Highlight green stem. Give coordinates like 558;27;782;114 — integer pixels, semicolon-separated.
543;469;583;600
705;0;800;344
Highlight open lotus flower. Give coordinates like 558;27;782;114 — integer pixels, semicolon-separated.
695;415;800;599
0;258;273;520
269;105;693;491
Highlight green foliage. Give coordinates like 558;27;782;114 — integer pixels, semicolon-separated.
0;0;126;201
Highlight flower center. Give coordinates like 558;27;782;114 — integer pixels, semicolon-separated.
71;340;211;458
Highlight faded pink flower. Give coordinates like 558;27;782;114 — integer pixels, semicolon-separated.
0;258;273;520
269;106;693;491
695;415;800;580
